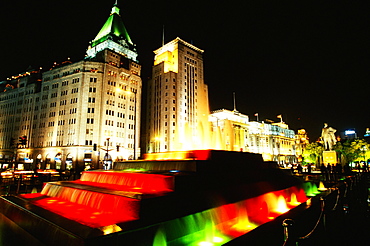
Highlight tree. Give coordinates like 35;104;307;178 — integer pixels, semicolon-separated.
9;137;16;148
302;142;324;165
334;139;370;165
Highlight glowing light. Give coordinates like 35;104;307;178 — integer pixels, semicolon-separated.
100;224;122;235
198;242;213;246
345;130;356;135
303;182;320;197
275;195;289;214
144;150;211;161
231;222;257;234
229;203;258;234
306;198;312;206
212;237;224;243
123;168;147;172
77;171;174;193
289;193;301;206
318;181;328;191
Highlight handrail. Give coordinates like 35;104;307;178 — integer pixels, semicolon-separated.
298;197;325;240
282;219;294;246
282;197;325;245
331;188;340;211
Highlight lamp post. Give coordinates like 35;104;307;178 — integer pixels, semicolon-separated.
106;138;110;169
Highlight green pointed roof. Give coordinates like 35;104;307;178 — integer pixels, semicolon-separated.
91;4;133;47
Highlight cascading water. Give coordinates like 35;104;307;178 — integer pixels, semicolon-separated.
303;182;320;197
24;182;140;227
1;150;316;246
151;188;307;245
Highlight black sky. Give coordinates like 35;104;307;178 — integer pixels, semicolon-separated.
1;1;369;141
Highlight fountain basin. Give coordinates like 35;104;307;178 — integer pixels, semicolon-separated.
0;150;309;245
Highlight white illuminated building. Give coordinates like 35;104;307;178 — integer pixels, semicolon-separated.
0;3;141;171
209;109;297;164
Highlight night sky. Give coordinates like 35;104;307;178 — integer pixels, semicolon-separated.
1;1;369;141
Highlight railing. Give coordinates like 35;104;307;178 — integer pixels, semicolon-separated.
0;171;70;195
282;173;363;246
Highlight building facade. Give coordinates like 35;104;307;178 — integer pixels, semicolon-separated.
146;38;210;153
295;129;310;163
209;109;297;164
144;38;297;163
0;3;141;171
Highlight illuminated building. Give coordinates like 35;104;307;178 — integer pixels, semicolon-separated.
146;37;210;153
365;128;370;137
295;129;310;163
340;129;357;140
145;38;296;164
209;109;297;164
0;2;141;170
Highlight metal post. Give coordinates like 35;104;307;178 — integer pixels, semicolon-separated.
106;138;110;169
282;218;295;246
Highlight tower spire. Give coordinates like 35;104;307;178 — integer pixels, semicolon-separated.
86;1;138;62
111;1;120;15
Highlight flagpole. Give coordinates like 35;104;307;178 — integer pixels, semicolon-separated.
233;92;236;112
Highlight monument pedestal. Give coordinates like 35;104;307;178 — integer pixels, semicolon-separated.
323;151;337;164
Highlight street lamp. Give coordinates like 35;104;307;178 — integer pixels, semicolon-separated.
106;138;110;169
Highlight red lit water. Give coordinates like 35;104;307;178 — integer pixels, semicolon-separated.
20;171;176;227
22;183;140;227
75;171;174;194
20;169;312;244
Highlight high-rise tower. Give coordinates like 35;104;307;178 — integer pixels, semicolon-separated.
146;38;210;153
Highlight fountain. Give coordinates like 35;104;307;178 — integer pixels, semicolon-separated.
302;181;320;197
0;150;311;245
318;181;328;191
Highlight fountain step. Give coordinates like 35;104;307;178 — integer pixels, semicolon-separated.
115;150;265;174
20;192;138;228
79;171;174;192
19;182;141;227
42;180;172;199
0;195;105;246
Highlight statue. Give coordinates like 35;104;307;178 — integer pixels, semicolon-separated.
321;123;337;151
